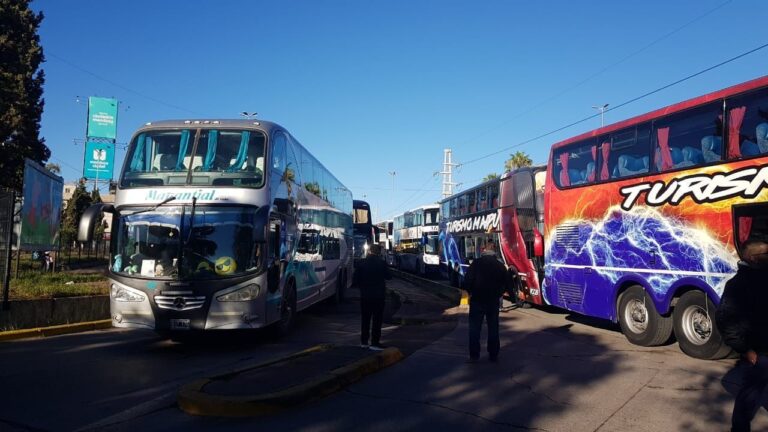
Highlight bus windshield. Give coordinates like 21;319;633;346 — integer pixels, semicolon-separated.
111;206;264;280
121;128;266;188
425;235;439;255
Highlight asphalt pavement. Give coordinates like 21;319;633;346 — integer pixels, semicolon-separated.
3;276;767;431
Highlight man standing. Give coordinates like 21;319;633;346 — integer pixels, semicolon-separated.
357;244;391;351
463;241;508;363
716;239;768;432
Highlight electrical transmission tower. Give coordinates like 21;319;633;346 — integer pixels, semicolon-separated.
439;149;459;199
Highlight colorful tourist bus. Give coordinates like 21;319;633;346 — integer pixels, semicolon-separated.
543;76;768;359
78;119;354;334
439;166;547;305
392;204;440;275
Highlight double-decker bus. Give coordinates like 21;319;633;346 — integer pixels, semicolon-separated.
392;204;440;275
439;167;547;305
543;76;768;359
352;199;374;263
78;119;354;334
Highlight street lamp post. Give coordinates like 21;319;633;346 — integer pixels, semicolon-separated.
592;104;609;127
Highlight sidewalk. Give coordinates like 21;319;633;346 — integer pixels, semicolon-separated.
176;279;459;417
268;304;768;431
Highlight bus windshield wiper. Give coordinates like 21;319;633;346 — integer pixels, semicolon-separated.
130;196;177;215
186;197;198;246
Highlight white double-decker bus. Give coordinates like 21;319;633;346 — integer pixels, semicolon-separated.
392;204;440;275
78;119;353;334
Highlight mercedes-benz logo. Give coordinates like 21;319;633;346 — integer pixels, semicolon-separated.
173;297;186;310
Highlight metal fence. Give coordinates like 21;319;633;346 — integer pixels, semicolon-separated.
11;239;111;277
1;190;15;309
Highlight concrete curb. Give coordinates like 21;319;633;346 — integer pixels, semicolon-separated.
177;344;404;417
0;319;112;342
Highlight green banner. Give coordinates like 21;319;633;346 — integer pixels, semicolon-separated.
83;141;114;180
87;97;118;139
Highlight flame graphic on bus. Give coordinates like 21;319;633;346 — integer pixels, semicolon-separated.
545;205;738;298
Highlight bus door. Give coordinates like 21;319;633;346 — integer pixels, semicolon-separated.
267;218;284;296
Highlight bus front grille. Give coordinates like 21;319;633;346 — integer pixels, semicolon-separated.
154;295;206;311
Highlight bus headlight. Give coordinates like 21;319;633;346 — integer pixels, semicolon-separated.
217;284;260;302
111;284;145;302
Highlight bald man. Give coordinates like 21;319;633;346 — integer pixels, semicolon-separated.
717;239;768;432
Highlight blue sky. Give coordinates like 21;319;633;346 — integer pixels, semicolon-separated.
33;0;768;222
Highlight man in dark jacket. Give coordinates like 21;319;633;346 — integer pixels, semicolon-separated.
357;244;391;351
463;241;508;362
716;239;768;432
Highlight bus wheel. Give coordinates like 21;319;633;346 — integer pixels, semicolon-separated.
617;285;673;346
673;291;731;360
277;281;297;336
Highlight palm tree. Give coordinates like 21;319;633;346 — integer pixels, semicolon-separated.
482;173;500;182
504;151;533;172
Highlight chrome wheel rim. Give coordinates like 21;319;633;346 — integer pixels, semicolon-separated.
681;304;711;346
625;299;649;334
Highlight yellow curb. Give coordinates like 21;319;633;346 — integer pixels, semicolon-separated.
460;291;469;306
178;346;404;417
0;319;113;342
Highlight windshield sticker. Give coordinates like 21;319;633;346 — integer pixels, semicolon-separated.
619;164;768;211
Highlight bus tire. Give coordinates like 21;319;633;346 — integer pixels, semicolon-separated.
617;285;673;347
673;291;731;360
276;281;297;336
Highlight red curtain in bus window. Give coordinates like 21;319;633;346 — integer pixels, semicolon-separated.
600;142;610;180
739;216;753;244
588;146;597;181
559;152;570;187
657;127;673;170
728;106;746;159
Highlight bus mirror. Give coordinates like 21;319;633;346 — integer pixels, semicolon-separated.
77;204;115;243
533;227;544;257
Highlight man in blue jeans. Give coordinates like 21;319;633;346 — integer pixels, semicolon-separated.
716;239;768;431
463;242;508;363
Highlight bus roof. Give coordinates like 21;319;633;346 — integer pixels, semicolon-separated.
439;164;546;204
552;74;768;150
134;119;285;133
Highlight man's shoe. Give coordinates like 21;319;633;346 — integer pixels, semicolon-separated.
360;344;370;348
489;355;498;363
369;344;386;351
466;357;479;364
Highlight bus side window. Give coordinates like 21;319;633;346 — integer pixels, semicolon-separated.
490;185;499;208
468;191;477;213
605;126;649;179
478;187;487;211
726;88;768;159
653;103;722;172
554;140;596;186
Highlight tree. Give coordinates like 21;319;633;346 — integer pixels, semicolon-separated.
504;151;533;172
0;0;49;192
483;173;500;182
45;162;60;175
60;179;93;246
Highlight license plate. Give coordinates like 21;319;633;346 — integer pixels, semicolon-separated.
171;319;190;330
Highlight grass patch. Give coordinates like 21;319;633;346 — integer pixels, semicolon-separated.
9;271;109;300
